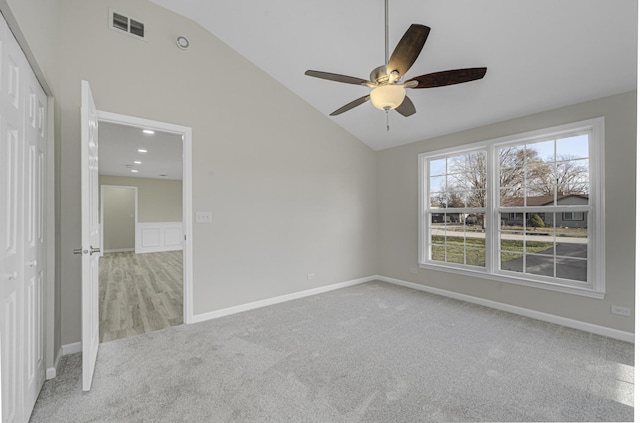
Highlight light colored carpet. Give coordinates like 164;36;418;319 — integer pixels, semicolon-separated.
30;281;633;422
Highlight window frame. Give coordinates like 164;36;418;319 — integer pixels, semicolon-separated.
418;117;605;299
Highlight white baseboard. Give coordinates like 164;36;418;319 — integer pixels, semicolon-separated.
191;275;377;324
377;275;634;343
61;341;82;355
46;347;63;379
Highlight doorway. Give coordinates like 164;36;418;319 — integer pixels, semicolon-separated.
96;112;193;344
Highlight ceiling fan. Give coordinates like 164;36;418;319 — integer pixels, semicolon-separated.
304;0;487;119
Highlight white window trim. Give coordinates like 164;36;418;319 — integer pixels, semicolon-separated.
418;117;605;299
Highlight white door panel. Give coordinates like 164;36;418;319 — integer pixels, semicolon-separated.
81;80;100;391
0;12;47;423
1;14;25;421
22;53;46;416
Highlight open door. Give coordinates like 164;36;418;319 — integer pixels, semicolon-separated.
80;80;100;391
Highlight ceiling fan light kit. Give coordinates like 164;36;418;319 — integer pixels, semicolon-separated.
304;0;487;122
370;84;406;110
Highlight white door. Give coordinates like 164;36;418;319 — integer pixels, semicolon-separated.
1;13;47;422
22;66;47;415
0;23;24;420
80;80;100;391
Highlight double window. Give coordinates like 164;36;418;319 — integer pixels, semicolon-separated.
419;118;605;297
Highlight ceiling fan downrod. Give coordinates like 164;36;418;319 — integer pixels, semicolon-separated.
384;0;389;65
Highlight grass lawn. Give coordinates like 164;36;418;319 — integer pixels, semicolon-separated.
430;235;554;266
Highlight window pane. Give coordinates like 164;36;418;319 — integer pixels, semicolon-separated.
525;212;549;233
556;258;588;282
500;231;523;253
430;213;447;225
430;176;446;192
557;134;589;160
525;238;554;256
466;248;486;267
446;246;465;264
556;212;588;259
430;158;446;176
524;190;555;207
501;212;524;227
430;244;445;262
465;227;485;247
556;159;589;196
526;140;555;162
500;189;524;207
525;254;555;277
446;192;465;208
499;212;523;252
430;193;446;208
499;146;525;169
501;252;523;273
499;167;524;190
429;228;444;245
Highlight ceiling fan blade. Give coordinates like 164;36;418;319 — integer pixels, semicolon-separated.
395;96;416;117
387;24;431;78
305;70;370;86
407;67;487;89
329;95;370;116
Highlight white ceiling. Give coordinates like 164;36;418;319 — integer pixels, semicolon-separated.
99;122;183;180
149;0;637;151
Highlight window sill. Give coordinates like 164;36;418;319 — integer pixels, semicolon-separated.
418;262;605;299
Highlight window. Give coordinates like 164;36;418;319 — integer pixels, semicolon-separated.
562;212;584;221
419;118;605;298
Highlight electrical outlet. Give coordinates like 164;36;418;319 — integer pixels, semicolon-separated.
611;305;632;317
307;273;315;280
409;268;418;274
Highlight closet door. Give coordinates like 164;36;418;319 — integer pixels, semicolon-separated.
22;53;47;417
1;14;26;423
0;13;47;423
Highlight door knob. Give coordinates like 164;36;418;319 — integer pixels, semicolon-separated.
27;260;37;268
6;272;17;280
73;248;87;255
89;246;101;255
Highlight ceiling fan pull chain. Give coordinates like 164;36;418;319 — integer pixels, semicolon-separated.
386;109;390;131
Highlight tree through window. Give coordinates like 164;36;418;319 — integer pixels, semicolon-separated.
419;118;605;297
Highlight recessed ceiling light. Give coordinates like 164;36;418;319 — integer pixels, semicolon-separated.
131;169;139;173
134;161;142;164
159;174;167;177
142;129;155;135
137;149;147;153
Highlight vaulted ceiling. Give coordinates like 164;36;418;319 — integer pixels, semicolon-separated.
149;0;637;151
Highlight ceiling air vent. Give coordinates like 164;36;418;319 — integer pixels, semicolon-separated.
109;9;145;40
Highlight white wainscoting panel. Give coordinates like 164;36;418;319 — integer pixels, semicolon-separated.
136;222;183;253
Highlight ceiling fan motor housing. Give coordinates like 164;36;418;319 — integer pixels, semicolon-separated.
370;65;399;84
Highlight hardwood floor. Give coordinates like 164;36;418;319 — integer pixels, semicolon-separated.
99;251;183;343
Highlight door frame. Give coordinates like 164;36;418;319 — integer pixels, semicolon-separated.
96;111;194;324
100;185;138;255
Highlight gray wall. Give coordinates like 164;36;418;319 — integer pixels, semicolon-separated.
8;0;378;346
377;91;636;333
102;186;135;251
99;175;182;222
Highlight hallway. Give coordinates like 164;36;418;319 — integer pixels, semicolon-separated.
99;251;183;342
